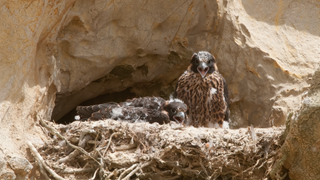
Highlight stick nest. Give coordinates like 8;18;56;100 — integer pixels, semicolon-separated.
32;119;285;180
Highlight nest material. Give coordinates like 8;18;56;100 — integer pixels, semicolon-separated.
30;119;285;180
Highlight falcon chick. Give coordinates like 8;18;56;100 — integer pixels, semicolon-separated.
75;97;187;124
174;51;230;128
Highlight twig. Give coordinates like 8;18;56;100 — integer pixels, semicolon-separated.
180;149;197;157
87;140;99;144
58;168;95;174
123;160;153;180
103;132;121;156
107;168;125;179
27;141;66;180
209;169;220;180
233;158;263;178
98;156;106;180
89;168;99;180
39;118;100;165
114;143;137;151
38;123;51;140
58;134;92;163
200;158;209;177
117;163;138;180
136;170;180;179
58;149;80;164
243;158;261;173
34;152;51;180
257;160;268;169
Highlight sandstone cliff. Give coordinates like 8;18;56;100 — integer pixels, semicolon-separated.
275;66;320;180
0;0;320;179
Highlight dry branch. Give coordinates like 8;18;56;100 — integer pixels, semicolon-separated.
39;118;100;165
123;160;153;180
35;119;285;180
27;141;66;180
58;168;95;174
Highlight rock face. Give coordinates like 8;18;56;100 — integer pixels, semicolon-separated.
8;157;33;180
50;0;320;127
0;0;77;162
0;156;33;180
279;67;320;180
0;0;320;164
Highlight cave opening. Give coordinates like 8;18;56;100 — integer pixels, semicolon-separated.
55;88;137;124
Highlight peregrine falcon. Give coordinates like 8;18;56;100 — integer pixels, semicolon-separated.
174;51;230;128
75;97;187;124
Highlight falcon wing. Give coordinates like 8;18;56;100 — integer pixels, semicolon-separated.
76;102;119;120
122;97;165;109
145;109;170;124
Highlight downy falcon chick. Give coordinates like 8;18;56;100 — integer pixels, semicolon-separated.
75;97;187;125
174;51;230;128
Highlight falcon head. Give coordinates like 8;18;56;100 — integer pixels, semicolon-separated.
190;51;218;78
162;98;187;124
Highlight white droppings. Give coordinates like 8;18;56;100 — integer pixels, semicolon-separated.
125;102;132;106
223;93;226;103
186;112;192;125
210;87;217;95
208;121;229;129
74;115;80;120
223;121;230;129
111;108;123;118
207;87;217;103
303;97;312;105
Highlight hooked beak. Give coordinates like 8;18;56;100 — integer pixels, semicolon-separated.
197;62;209;78
173;111;186;124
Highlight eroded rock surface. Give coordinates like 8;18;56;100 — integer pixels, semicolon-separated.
0;0;76;163
0;157;16;180
279;66;320;180
0;156;33;180
8;157;33;180
50;0;320;128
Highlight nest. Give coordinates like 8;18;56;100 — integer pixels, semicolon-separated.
28;119;285;180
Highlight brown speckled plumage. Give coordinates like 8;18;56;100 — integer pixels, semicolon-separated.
174;51;229;127
76;97;188;124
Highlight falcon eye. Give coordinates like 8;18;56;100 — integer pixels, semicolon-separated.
195;59;200;65
208;59;213;64
171;109;177;114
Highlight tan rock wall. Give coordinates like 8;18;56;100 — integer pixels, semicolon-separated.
52;0;320;127
0;0;76;156
279;66;320;180
0;0;320;157
215;0;320;127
